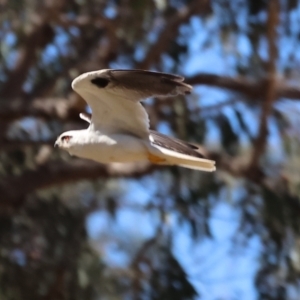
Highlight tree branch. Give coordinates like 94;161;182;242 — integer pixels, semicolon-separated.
0;97;81;122
0;160;156;204
1;73;300;124
1;146;298;218
0;22;55;99
250;0;279;169
0;148;256;204
0;139;55;151
186;74;300;100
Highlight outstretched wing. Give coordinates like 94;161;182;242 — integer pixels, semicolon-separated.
72;69;192;139
149;130;216;172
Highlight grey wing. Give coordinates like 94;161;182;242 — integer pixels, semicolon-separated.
103;69;192;101
73;69;192;139
149;130;205;159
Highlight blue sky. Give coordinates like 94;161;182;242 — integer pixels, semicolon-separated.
3;2;300;298
84;5;300;299
86;175;260;300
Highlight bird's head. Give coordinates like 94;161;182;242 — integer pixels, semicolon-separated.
71;69;111;94
55;129;90;157
54;131;77;150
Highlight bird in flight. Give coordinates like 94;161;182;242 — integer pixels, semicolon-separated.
55;69;216;172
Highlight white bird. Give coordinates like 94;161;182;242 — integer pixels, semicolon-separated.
55;69;216;172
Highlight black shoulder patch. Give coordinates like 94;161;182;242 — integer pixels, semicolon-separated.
91;77;110;88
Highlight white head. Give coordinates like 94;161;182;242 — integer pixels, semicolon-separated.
54;130;86;155
55;70;110;155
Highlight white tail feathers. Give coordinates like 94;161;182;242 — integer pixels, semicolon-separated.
176;160;215;172
149;145;216;172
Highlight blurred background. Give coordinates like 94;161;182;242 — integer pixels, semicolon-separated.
1;0;300;299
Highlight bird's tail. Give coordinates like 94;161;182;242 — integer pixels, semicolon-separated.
148;146;216;172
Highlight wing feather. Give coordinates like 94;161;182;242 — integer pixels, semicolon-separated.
108;69;191;101
149;130;204;158
72;69;192;138
149;131;216;172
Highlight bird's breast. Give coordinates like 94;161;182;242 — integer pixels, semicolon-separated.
69;134;148;164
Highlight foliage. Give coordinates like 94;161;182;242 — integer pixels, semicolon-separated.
1;0;300;299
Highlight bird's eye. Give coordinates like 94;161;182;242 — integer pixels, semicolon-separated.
91;77;110;88
61;135;71;142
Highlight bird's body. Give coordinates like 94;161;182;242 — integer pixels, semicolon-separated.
67;130;149;163
55;69;216;172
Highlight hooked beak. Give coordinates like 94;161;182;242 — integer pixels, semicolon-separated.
54;141;58;148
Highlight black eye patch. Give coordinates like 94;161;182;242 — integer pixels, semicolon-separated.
91;77;110;88
62;135;72;142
